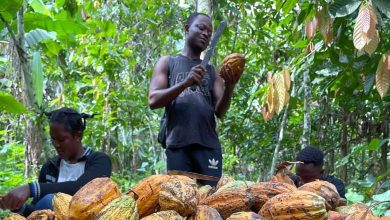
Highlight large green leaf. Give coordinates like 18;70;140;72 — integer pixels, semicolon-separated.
32;51;43;107
0;0;23;30
329;0;361;18
0;0;22;20
373;0;390;18
0;91;28;114
282;0;299;14
373;190;390;202
27;0;44;13
346;191;365;202
25;29;57;47
23;12;87;35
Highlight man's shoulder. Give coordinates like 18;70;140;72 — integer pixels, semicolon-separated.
321;175;344;186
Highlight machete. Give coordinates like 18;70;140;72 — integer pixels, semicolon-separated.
191;20;227;90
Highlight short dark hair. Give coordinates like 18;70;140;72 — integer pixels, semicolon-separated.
186;12;211;26
296;146;324;167
46;107;94;134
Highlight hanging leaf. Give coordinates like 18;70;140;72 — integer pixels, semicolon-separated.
329;0;361;18
368;4;378;24
364;30;379;56
325;27;334;45
305;17;318;39
373;0;390;18
365;5;379;55
273;74;286;114
267;79;276;115
317;8;334;45
25;29;57;48
262;104;273;121
32;51;43;107
306;42;315;54
375;55;390;98
0;91;28;114
353;4;379;55
283;68;291;91
267;71;273;83
353;5;372;50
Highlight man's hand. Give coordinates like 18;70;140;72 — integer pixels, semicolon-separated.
219;63;242;89
0;185;30;210
182;64;207;88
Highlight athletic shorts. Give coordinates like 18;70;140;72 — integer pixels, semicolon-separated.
165;144;222;186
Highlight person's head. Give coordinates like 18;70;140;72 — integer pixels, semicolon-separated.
46;107;93;161
184;12;212;53
295;146;324;185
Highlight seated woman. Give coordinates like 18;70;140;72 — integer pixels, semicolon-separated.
0;107;112;216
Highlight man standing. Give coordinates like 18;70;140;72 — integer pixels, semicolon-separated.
148;12;242;186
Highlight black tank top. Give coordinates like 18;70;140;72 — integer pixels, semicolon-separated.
166;54;221;149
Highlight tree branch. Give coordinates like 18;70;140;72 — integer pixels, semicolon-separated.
0;13;27;60
230;13;239;53
0;14;18;47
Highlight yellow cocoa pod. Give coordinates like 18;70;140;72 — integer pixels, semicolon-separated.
159;176;199;217
299;180;340;211
4;213;26;220
52;193;72;220
221;53;246;77
141;210;184;220
26;209;56;220
95;195;138;220
260;191;327;220
68;177;121;220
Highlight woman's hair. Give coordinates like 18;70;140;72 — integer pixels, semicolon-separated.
186;12;211;26
45;107;94;134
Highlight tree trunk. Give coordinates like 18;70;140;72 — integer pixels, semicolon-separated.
196;0;212;16
301;70;311;148
15;7;43;177
381;105;389;174
270;103;290;177
328;114;335;174
340;111;348;183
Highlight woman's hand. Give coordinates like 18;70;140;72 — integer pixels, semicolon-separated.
0;185;30;210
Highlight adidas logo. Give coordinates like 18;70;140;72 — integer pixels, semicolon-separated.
208;158;219;170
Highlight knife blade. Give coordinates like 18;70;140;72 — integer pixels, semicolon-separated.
191;20;227;90
167;170;220;181
201;20;227;67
